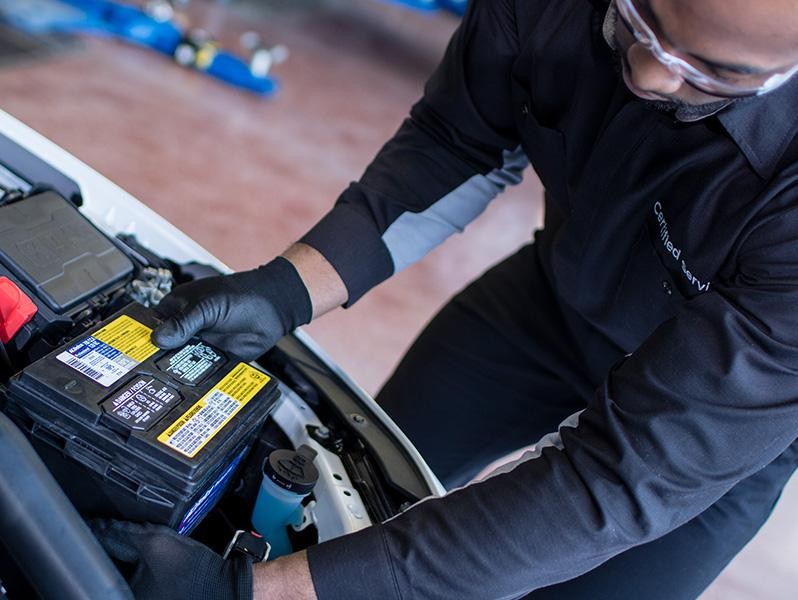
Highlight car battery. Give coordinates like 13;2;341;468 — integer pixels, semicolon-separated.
2;302;280;533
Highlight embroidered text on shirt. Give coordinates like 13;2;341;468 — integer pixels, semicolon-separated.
653;202;711;293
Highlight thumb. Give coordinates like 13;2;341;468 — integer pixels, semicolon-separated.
152;305;207;349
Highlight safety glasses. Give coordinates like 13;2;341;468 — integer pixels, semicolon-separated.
614;0;798;97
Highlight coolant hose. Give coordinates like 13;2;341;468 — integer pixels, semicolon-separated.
0;412;133;600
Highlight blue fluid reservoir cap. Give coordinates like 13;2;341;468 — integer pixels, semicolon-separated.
264;444;319;495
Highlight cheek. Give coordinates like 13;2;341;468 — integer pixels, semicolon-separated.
625;44;668;81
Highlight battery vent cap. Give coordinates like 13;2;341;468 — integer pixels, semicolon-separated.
0;276;38;343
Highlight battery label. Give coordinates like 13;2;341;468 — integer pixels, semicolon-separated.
157;363;271;458
157;341;224;385
103;376;179;430
55;315;160;387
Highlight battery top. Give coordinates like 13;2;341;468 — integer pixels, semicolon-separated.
8;303;280;477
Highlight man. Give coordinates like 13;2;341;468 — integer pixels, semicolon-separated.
94;0;798;598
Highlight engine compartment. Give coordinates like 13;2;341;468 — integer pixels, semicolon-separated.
0;182;431;598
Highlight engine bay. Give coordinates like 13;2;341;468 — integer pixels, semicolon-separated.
0;140;437;598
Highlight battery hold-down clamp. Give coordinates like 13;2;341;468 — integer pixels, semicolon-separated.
0;277;37;344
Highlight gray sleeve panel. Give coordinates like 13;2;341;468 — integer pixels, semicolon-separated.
381;146;528;273
484;410;584;479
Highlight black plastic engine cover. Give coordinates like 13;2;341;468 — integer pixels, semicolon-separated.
0;191;133;313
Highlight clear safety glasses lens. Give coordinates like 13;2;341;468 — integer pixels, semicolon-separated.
614;0;798;98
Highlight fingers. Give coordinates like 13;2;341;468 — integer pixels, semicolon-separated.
151;316;192;349
151;280;210;348
154;293;188;319
89;519;148;564
201;331;278;361
151;301;217;349
91;520;210;554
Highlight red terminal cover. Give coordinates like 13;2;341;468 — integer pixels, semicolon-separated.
0;276;38;344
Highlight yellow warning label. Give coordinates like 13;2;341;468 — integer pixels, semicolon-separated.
94;315;160;362
157;363;271;458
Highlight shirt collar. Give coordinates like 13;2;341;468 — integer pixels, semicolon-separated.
717;74;798;180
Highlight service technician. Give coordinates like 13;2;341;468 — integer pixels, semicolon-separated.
93;1;798;598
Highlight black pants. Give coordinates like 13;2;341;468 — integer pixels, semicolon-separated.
377;243;798;599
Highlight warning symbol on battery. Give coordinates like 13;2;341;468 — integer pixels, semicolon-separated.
102;376;180;431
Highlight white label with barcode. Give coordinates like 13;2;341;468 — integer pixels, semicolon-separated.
160;390;240;457
56;336;138;387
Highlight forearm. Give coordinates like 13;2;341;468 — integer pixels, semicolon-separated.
253;550;318;600
282;242;348;319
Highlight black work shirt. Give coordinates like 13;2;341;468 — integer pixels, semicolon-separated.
302;0;798;598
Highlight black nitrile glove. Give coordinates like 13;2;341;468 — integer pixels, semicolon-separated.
91;520;252;600
152;257;312;360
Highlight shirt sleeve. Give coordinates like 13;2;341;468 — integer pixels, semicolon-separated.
305;186;798;598
300;0;527;305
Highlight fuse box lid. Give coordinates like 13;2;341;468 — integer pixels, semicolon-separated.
0;191;133;313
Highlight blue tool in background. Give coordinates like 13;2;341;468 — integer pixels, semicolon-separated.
437;0;467;15
386;0;467;16
0;0;286;96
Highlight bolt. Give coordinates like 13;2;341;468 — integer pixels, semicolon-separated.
351;414;366;425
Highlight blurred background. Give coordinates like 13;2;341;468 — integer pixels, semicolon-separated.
0;0;794;597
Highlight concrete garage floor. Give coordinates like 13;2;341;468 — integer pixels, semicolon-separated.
0;0;795;597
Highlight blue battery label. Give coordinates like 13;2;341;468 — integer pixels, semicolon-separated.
57;337;138;387
56;316;160;387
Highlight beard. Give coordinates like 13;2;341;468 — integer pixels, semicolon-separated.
642;96;733;122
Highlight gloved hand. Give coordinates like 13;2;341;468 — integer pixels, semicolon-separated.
151;257;312;360
91;520;252;600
